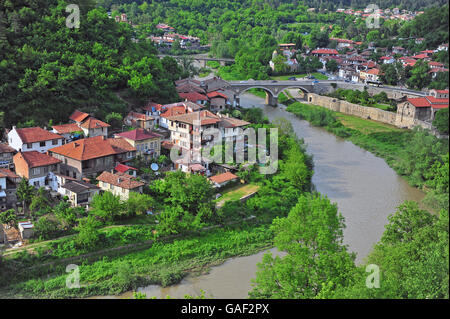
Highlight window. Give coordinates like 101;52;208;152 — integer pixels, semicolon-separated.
32;167;41;176
52;139;58;145
40;141;46;147
27;143;32;149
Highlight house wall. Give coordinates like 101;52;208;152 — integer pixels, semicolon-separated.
82;127;108;138
98;181;142;200
0;151;14;169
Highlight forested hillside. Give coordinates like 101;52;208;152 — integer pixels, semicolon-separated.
0;0;183;128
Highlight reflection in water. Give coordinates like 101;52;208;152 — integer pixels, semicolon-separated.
91;93;425;299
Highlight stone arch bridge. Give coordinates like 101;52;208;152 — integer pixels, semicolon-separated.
225;80;316;106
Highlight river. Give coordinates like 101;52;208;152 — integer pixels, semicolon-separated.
92;93;425;299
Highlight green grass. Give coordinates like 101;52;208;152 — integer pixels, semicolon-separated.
335;113;402;135
372;103;392;111
0;223;273;299
216;184;260;206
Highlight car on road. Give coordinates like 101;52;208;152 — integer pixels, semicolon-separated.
288;77;297;81
271;80;278;83
312;80;319;84
344;79;350;83
239;80;248;83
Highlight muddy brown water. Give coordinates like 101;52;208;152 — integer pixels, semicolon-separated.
90;93;425;299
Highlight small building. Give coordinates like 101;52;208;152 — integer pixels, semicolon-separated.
18;221;34;239
209;172;239;188
124;112;155;130
7;126;64;153
59;179;100;207
207;91;229;112
97;171;145;200
114;129;162;160
48;135;136;180
178;92;209;105
396;96;449;128
429;89;449;99
114;163;137;177
79;117;110;138
0;168;20;211
0;143;16;169
13;151;61;189
52;123;84;144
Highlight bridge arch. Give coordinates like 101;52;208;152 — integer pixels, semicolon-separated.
233;86;277;106
277;86;311;100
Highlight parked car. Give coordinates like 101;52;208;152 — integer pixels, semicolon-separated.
344;79;350;83
288;77;297;81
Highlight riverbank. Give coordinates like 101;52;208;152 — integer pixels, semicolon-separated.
285;101;448;211
0;222;274;299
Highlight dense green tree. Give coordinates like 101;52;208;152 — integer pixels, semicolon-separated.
249;194;356;298
433;108;449;135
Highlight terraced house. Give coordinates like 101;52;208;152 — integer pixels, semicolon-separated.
13;151;61;188
48;135;136;179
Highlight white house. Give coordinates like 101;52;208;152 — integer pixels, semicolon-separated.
8;126;63;153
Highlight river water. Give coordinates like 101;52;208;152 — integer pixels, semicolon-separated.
92;93;425;299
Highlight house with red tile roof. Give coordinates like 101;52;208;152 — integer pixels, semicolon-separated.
396;96;449;128
0;168;20;210
0;143;16;169
48;136;136;179
429;89;449;99
124;111;155;130
13;151;61;189
207;91;229;112
69;110;90;124
114;128;163;159
209;172;239;188
179;92;209;105
311;48;339;57
428;67;449;79
97;171;144;200
114;163;138;177
7;126;64;154
51;123;84;144
79;117;110;138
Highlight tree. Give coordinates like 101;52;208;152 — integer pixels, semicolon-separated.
0;209;17;228
16;178;35;216
75;216;101;250
325;59;338;73
34;216;60;240
406;59;431;90
29;187;51;218
433;108;449;135
89;192;124;223
249;194;355;299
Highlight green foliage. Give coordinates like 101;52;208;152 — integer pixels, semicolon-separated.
329;202;449;299
89;192;124;223
0;1;181;127
433;108;449;135
249;194;356;298
34;216;61;240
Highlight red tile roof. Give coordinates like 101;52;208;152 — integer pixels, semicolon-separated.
434;89;449;94
160;106;188;118
126;112;154;121
49;136;135;161
115;129;162;141
14;151;61;168
143;101;164;112
80;117;110;129
15;127;63;144
0;143;15;154
97;171;144;190
407;96;449;109
311;48;339;55
52;123;82;134
115;163;137;173
207;91;228;99
0;168;19;179
69;110;90;123
166;110;220;125
411;53;428;59
179;92;208;102
209;172;238;184
407;97;432;107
